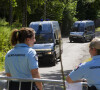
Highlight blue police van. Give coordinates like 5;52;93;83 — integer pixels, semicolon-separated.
69;20;95;42
29;21;63;66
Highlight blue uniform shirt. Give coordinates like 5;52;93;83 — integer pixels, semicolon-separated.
69;55;100;90
5;43;38;78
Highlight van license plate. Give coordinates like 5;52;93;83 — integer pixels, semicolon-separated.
73;37;77;38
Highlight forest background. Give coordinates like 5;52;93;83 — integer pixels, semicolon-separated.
0;0;100;71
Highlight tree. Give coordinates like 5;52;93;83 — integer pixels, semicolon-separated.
61;0;77;35
76;0;100;20
0;0;9;20
22;0;27;27
1;0;100;33
46;0;64;21
9;0;13;25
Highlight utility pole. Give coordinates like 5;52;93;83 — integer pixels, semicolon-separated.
60;45;66;90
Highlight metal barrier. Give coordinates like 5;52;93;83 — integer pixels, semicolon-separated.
0;77;89;90
0;77;65;90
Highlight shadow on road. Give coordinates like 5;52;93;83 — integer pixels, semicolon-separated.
40;69;72;90
41;69;72;80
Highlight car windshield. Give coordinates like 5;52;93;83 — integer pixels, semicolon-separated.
72;27;78;32
35;34;53;44
30;23;52;33
72;23;85;32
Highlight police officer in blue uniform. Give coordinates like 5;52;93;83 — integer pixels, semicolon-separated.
66;38;100;90
5;27;42;90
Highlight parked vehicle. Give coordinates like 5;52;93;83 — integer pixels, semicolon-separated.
29;21;63;66
69;20;95;43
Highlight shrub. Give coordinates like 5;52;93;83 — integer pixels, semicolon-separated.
0;26;12;71
0;18;21;71
0;18;9;26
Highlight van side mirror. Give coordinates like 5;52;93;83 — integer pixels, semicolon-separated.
85;28;87;30
56;39;59;44
85;30;87;33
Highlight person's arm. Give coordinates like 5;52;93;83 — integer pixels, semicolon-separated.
31;69;42;90
66;75;86;83
6;73;11;77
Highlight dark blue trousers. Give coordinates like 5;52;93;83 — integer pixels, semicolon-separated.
9;81;39;90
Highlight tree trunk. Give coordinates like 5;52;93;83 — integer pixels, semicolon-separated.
9;0;13;25
22;0;27;27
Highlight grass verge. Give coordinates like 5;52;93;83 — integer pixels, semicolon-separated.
96;27;100;32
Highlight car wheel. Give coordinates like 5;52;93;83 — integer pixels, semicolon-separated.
52;54;56;66
70;40;72;43
82;38;85;43
90;37;93;41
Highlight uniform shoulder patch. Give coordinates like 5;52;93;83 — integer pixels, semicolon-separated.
74;66;79;71
74;63;82;71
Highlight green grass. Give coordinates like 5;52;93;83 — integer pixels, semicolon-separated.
0;19;21;72
96;27;100;32
0;62;5;72
0;18;9;26
0;27;11;72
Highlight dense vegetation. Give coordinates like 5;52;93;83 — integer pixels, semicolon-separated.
0;0;100;71
0;19;11;71
0;0;100;34
0;19;21;71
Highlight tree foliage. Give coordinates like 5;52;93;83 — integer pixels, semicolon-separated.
0;0;100;33
61;0;77;35
46;1;65;21
76;0;100;20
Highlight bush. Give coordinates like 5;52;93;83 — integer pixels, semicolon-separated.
96;27;100;32
0;19;13;71
0;18;9;26
0;26;12;71
0;18;22;71
12;20;22;28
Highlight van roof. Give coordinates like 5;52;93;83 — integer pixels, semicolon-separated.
29;21;58;33
74;20;94;26
75;20;94;24
29;21;58;25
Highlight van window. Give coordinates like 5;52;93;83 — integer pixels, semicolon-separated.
35;34;53;44
72;23;85;32
31;24;52;33
72;21;95;32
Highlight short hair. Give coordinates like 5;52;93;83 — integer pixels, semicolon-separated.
89;38;100;55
